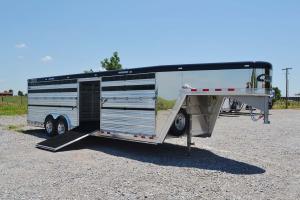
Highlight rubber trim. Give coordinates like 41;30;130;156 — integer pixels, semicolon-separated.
102;84;155;91
28;88;77;93
101;107;155;111
102;73;155;82
28;104;76;108
28;79;77;86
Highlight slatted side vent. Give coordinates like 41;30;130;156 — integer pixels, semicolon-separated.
27;79;78;126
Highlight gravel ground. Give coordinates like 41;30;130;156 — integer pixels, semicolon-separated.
0;110;299;199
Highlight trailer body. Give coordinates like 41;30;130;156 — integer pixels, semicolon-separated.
27;61;272;151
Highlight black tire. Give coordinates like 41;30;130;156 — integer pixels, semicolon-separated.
44;116;56;137
56;117;68;135
168;109;189;137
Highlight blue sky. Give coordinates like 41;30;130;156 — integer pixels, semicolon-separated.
0;0;299;96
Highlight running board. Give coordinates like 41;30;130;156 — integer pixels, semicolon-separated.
36;129;97;152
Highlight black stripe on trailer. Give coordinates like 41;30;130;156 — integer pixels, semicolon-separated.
28;79;77;86
28;88;77;93
28;61;272;83
101;107;155;111
102;73;155;82
28;104;77;109
102;84;155;91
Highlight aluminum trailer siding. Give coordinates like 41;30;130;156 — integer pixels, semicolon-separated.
28;61;272;151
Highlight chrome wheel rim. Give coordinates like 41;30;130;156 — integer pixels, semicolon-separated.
175;113;186;131
45;121;53;134
57;122;66;135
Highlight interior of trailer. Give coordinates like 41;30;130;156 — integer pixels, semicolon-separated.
79;81;100;130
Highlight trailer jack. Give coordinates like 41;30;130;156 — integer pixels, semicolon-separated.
187;116;195;155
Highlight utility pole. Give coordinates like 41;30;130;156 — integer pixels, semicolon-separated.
282;68;292;109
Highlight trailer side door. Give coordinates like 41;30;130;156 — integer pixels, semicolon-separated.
100;73;156;137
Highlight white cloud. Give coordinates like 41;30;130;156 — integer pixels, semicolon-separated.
0;79;5;83
15;43;27;48
41;56;53;63
17;56;24;59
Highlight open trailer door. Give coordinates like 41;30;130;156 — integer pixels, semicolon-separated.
99;73;157;142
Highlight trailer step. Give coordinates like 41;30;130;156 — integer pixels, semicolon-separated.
36;128;97;152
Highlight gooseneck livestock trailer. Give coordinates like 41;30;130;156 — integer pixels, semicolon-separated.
27;61;272;152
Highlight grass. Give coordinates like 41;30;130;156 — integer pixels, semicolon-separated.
157;97;176;111
6;124;25;133
272;99;300;109
0;95;299;116
0;96;28;115
7;125;23;130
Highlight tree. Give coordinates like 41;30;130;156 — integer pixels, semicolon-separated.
272;87;281;101
18;91;24;96
101;51;122;71
8;89;13;95
83;69;94;73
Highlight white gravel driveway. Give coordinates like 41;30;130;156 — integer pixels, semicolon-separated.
0;110;299;199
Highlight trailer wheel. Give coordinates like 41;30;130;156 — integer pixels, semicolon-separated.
56;117;68;135
169;109;189;137
44;116;56;137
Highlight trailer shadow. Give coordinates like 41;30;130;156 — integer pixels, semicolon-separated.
63;136;265;175
23;129;265;175
21;129;49;139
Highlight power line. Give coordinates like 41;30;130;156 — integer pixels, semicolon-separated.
282;67;292;109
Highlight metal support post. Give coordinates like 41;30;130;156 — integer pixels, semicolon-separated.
282;67;292;109
264;96;270;124
186;96;192;155
186;96;195;155
186;114;193;155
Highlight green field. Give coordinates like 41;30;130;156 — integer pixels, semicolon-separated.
273;99;300;109
156;97;176;111
0;96;28;115
0;96;299;116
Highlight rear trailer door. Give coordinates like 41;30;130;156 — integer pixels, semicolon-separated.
100;73;156;137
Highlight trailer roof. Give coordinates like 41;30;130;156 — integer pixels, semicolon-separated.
28;61;272;83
